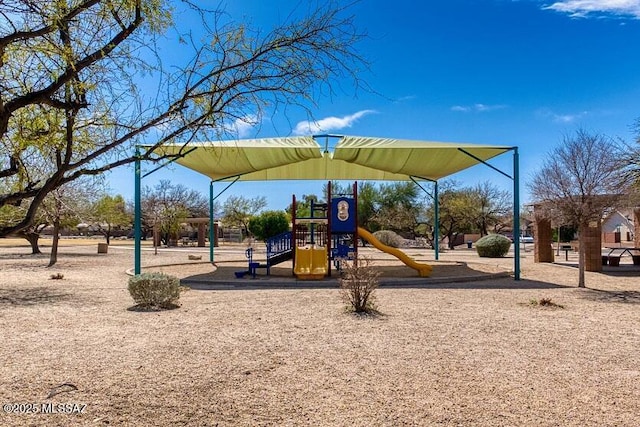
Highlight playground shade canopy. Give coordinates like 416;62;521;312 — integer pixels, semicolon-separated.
151;135;513;182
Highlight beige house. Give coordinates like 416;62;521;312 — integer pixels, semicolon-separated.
602;209;635;244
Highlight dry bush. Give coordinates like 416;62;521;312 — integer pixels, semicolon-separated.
339;256;381;314
49;273;64;280
528;297;564;309
373;230;403;248
128;273;181;310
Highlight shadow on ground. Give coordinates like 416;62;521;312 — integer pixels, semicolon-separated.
554;262;640;276
577;288;640;304
0;286;74;307
0;250;106;261
127;303;181;312
182;264;571;291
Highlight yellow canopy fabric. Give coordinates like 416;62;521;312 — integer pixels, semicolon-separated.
151;135;512;181
335;136;512;180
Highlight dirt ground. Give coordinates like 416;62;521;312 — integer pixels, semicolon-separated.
0;239;639;426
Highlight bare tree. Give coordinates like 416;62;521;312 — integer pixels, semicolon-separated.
467;181;511;236
0;1;367;237
634;207;640;248
39;175;103;265
529;129;633;287
141;180;210;246
626;118;640;246
42;184;87;267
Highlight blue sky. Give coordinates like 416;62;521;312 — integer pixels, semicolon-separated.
110;0;640;212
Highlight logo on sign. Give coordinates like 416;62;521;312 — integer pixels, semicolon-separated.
337;200;349;221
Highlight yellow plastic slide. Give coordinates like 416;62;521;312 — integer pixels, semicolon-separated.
358;227;432;277
294;246;328;280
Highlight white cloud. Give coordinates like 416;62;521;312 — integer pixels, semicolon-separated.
230;114;260;138
292;110;377;135
450;103;507;113
552;112;588;123
543;0;640;19
536;108;589;123
475;103;506;112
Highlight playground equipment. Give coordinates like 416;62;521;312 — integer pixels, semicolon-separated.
235;181;433;280
234;248;262;279
357;227;432;277
293;246;328;280
291;196;330;280
235;231;294;278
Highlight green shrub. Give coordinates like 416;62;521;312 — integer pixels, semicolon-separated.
248;210;290;241
373;230;403;248
128;272;181;309
475;234;511;258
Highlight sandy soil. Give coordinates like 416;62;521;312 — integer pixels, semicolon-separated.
0;239;639;426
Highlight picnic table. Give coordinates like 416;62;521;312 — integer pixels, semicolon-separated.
603;247;640;266
181;237;197;246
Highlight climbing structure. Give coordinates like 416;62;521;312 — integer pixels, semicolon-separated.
241;180;432;280
292;195;330;280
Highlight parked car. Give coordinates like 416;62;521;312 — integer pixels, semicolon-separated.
521;236;534;243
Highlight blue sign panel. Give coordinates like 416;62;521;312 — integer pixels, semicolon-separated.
331;197;356;233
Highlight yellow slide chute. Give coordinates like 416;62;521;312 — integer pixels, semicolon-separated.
357;227;433;277
294;246;328;280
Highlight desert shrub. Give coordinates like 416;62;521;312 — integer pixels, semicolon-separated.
128;272;181;309
475;234;511;258
373;230;403;248
49;273;64;280
340;256;380;314
529;297;564;309
248;210;290;241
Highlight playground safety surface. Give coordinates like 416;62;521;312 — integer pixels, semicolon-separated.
180;259;513;290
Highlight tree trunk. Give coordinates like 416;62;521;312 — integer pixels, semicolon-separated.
447;232;456;250
48;220;60;267
153;226;159;255
634;207;640;249
22;231;41;254
577;225;586;288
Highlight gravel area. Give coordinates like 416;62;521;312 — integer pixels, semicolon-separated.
0;240;639;426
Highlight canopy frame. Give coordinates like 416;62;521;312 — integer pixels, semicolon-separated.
134;135;520;280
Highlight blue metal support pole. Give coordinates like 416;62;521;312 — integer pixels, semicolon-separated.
132;145;203;274
134;147;142;275
209;181;214;263
513;147;521;280
434;180;439;261
409;176;439;260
